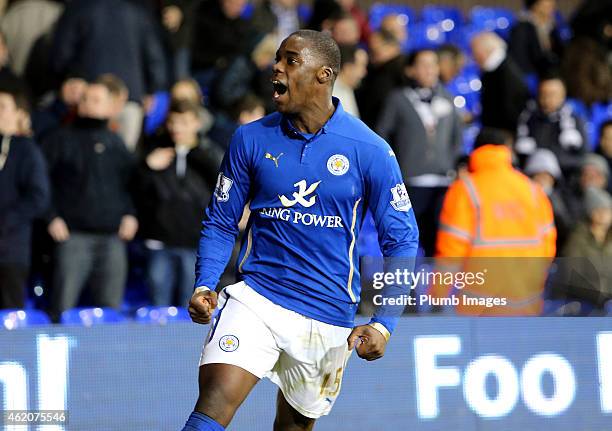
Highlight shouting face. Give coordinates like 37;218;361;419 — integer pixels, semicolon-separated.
271;35;331;114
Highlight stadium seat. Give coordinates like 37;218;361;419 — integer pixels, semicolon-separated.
0;309;51;330
590;102;612;148
240;2;254;19
407;22;448;51
135;306;191;324
469;6;515;40
369;3;416;31
60;307;127;326
297;4;312;23
605;300;612;316
143;91;170;136
421;5;463;27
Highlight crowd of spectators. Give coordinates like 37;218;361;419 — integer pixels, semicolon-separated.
0;0;610;318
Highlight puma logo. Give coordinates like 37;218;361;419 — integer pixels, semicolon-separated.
265;152;284;168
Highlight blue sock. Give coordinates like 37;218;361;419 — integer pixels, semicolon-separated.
181;411;225;431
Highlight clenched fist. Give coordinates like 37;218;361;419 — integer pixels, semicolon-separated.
347;324;388;361
188;289;218;324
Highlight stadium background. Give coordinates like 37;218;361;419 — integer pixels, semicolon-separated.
0;0;611;429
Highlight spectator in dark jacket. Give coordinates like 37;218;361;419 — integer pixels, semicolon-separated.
51;0;168;150
32;74;86;142
554;188;612;308
564;154;610;224
508;0;564;78
190;0;254;91
135;99;223;306
43;78;138;321
377;50;463;255
515;76;588;176
0;83;49;309
524;149;573;252
471;31;530;134
356;29;404;129
160;0;197;80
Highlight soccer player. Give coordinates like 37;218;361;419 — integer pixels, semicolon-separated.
182;30;419;431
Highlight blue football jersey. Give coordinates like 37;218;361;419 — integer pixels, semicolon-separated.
196;99;419;333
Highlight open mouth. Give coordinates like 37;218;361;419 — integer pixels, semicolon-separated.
271;80;288;101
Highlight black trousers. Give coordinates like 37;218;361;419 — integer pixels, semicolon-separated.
406;186;449;257
0;263;28;309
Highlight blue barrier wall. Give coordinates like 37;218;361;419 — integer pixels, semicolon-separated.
1;318;611;431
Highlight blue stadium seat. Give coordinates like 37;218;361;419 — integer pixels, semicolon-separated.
421;5;463;27
605;300;612;316
590;102;612;148
297;4;312;23
143;91;170;136
0;309;51;329
369;3;416;31
470;6;515;39
60;307;127;326
135;306;191;324
241;2;254;19
407;22;448;51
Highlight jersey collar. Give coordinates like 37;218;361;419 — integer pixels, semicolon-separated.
281;97;345;141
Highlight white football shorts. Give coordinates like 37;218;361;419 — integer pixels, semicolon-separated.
199;281;353;418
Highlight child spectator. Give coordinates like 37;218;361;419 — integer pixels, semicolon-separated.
43;77;137;321
134;99;223;306
0;82;49;308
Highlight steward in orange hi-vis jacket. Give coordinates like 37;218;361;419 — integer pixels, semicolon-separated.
432;128;556;315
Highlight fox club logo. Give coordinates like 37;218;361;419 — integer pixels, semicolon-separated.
219;335;239;352
327;154;349;176
265;152;284;168
279;179;322;208
214;172;233;202
390;183;412;212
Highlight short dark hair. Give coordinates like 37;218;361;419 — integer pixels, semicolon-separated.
338;44;359;68
474;127;513;149
437;44;463;60
406;49;437;67
289;30;341;78
0;78;30;113
375;29;400;47
538;69;564;84
169;98;201;117
231;93;264;121
95;74;128;97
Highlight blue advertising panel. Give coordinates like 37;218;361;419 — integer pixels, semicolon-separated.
1;318;611;430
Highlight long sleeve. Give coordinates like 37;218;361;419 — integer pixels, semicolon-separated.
364;143;419;333
2;143;50;232
195;127;252;289
140;9;168;94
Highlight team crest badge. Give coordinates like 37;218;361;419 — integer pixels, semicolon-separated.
214;172;233;202
219;335;239;352
327;154;349;176
390;183;412;212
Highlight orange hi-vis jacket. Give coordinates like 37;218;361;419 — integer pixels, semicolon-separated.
432;145;556;315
